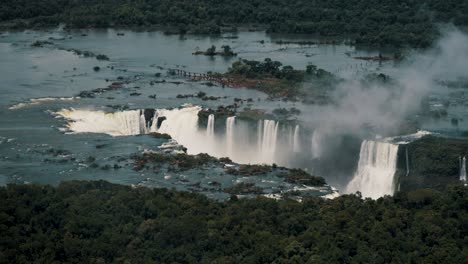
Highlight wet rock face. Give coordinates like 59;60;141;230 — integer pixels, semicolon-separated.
157;116;167;129
143;109;156;127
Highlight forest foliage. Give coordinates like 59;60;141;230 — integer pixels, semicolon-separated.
1;0;468;47
0;181;467;263
399;135;468;191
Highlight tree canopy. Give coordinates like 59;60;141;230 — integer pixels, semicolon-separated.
0;180;466;263
1;0;467;47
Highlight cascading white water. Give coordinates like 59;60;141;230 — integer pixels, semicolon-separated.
460;156;467;182
226;117;236;157
346;140;399;199
57;109;143;136
139;113;145;134
206;114;215;137
259;120;279;163
155;107;201;152
293;125;301;153
311;130;322;159
56;107;299;166
257;120;263;150
405;147;410;177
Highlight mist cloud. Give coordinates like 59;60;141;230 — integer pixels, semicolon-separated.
304;28;468;139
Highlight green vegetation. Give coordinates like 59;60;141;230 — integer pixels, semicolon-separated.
225;58;334;99
0;181;466;263
226;166;326;187
399;136;468;191
224;182;264;195
228;58;305;82
148;132;172;140
226;164;272;176
193;45;236;56
272;107;301;119
0;2;464;45
96;54;109;61
133;152;216;171
2;0;467;47
280;168;327;186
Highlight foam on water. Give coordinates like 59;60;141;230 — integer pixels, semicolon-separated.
10;97;78;110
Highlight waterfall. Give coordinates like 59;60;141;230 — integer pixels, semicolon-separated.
311;130;322;159
206;114;215;137
226;117;236;157
259;120;279;163
460;156;467;182
56;107;296;166
56;109;144;136
293;125;301;153
257;120;263;149
405;147;410;177
346;140;399;199
139;112;148;134
155;107;201;152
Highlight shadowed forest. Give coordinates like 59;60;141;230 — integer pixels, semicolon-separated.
1;0;468;46
0;181;466;263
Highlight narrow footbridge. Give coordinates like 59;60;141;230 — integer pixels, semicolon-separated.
169;69;242;87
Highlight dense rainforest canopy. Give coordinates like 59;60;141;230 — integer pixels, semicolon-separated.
0;181;466;263
1;0;468;47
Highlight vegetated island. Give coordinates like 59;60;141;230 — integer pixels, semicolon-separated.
193;45;237;57
1;0;467;47
209;58;336;101
172;58;394;103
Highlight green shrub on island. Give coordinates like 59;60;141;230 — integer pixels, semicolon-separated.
228;58;305;82
148;132;172;139
96;54;109;61
226;164;272;176
219;157;232;163
133;152;216;171
280;168;327;186
193;45;237;56
224;58;335;99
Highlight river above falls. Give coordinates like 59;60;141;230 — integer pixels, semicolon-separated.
0;28;467;197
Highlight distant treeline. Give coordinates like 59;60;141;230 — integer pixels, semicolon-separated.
0;181;466;263
1;0;468;47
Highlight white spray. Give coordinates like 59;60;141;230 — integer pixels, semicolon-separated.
293;125;301;153
207;114;215;137
311;130;322;159
346;140;399;199
259;120;279;163
460;156;467;182
226;117;236;157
